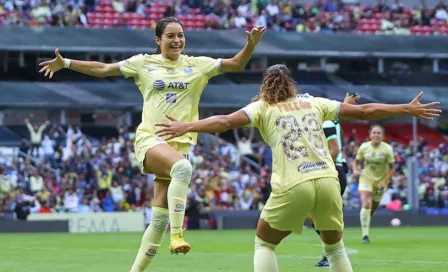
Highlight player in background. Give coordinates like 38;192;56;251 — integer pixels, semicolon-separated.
352;125;395;244
154;64;440;272
314;92;360;268
38;17;266;272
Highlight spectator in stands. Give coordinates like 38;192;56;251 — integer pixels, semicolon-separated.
14;196;32;220
186;193;201;229
25;119;49;157
110;180;124;204
102;190;115;212
0;166;11;198
77;198;91;213
233;128;255;161
29;170;44;195
64;187;79;212
18;137;30;159
95;163;113;199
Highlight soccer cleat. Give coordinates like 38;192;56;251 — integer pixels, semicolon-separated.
361;235;370;244
169;230;191;255
315;256;329;268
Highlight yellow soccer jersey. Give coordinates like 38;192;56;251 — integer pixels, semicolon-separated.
243;94;340;193
119;54;221;145
356;141;395;184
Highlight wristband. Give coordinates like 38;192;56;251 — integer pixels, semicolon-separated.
63;58;71;69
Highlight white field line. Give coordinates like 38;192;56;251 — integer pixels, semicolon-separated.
6;246;448;265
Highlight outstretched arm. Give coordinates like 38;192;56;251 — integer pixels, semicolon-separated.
156;111;250;140
339;92;440;121
39;49;121;79
221;26;266;73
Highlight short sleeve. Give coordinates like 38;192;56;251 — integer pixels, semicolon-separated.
312;97;341;122
322;121;337;141
118;54;145;78
356;144;365;161
242;101;263;128
387;145;395;164
195;56;222;78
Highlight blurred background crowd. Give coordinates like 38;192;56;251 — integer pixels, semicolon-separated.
3;0;448;35
1;117;447;225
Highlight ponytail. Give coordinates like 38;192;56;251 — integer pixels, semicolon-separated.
155;45;161;54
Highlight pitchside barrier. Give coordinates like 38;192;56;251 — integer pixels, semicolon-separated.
0;219;69;233
211;210;448;230
27;212;145;233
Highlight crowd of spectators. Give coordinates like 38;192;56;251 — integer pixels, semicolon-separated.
2;0;448;35
0;119;448;225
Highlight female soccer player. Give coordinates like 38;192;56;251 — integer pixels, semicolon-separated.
352;125;395;244
155;64;440;272
38;17;266;272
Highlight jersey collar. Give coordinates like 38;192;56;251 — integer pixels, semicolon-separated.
159;54;183;64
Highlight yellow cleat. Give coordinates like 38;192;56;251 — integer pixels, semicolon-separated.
169;230;191;255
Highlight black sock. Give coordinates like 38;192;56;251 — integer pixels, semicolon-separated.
312;223;320;235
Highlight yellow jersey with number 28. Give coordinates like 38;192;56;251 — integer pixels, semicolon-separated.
243;94;340;194
119;54;222;145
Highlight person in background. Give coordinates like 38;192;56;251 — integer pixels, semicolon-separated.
25;119;49;157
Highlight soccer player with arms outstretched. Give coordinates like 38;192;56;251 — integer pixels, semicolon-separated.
38;17;266;272
353;125;395;244
155;64;440;272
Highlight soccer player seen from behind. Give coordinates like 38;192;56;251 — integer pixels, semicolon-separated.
353;125;395;244
154;64;441;272
314;92;360;268
38;17;266;272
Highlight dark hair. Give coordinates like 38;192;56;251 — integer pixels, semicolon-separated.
155;17;184;54
369;124;385;134
251;64;297;105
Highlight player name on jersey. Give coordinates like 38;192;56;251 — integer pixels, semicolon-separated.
277;101;312;112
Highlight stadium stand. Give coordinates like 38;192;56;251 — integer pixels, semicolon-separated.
2;0;448;35
1;117;448;224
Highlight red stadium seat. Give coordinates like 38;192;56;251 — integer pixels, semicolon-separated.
104;6;114;13
195;14;205;23
103;13;114;19
95;6;105;13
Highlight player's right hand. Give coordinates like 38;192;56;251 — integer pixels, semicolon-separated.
352;170;360;178
344;92;360;105
39;49;64;79
408;91;441;120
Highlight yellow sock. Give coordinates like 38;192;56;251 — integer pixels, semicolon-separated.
254;236;279;272
360;208;371;237
168;159;192;234
130;207;168;272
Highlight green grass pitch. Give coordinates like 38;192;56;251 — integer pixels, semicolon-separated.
1;227;447;271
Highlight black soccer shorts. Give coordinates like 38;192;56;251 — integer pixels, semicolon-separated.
336;162;348;196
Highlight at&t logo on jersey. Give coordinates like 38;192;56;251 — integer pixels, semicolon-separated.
153;80;165;91
153;80;190;91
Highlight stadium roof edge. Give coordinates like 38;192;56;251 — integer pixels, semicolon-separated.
2;45;448;58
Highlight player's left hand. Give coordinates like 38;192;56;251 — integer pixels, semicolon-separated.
344;92;360;105
246;26;267;47
155;115;190;141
